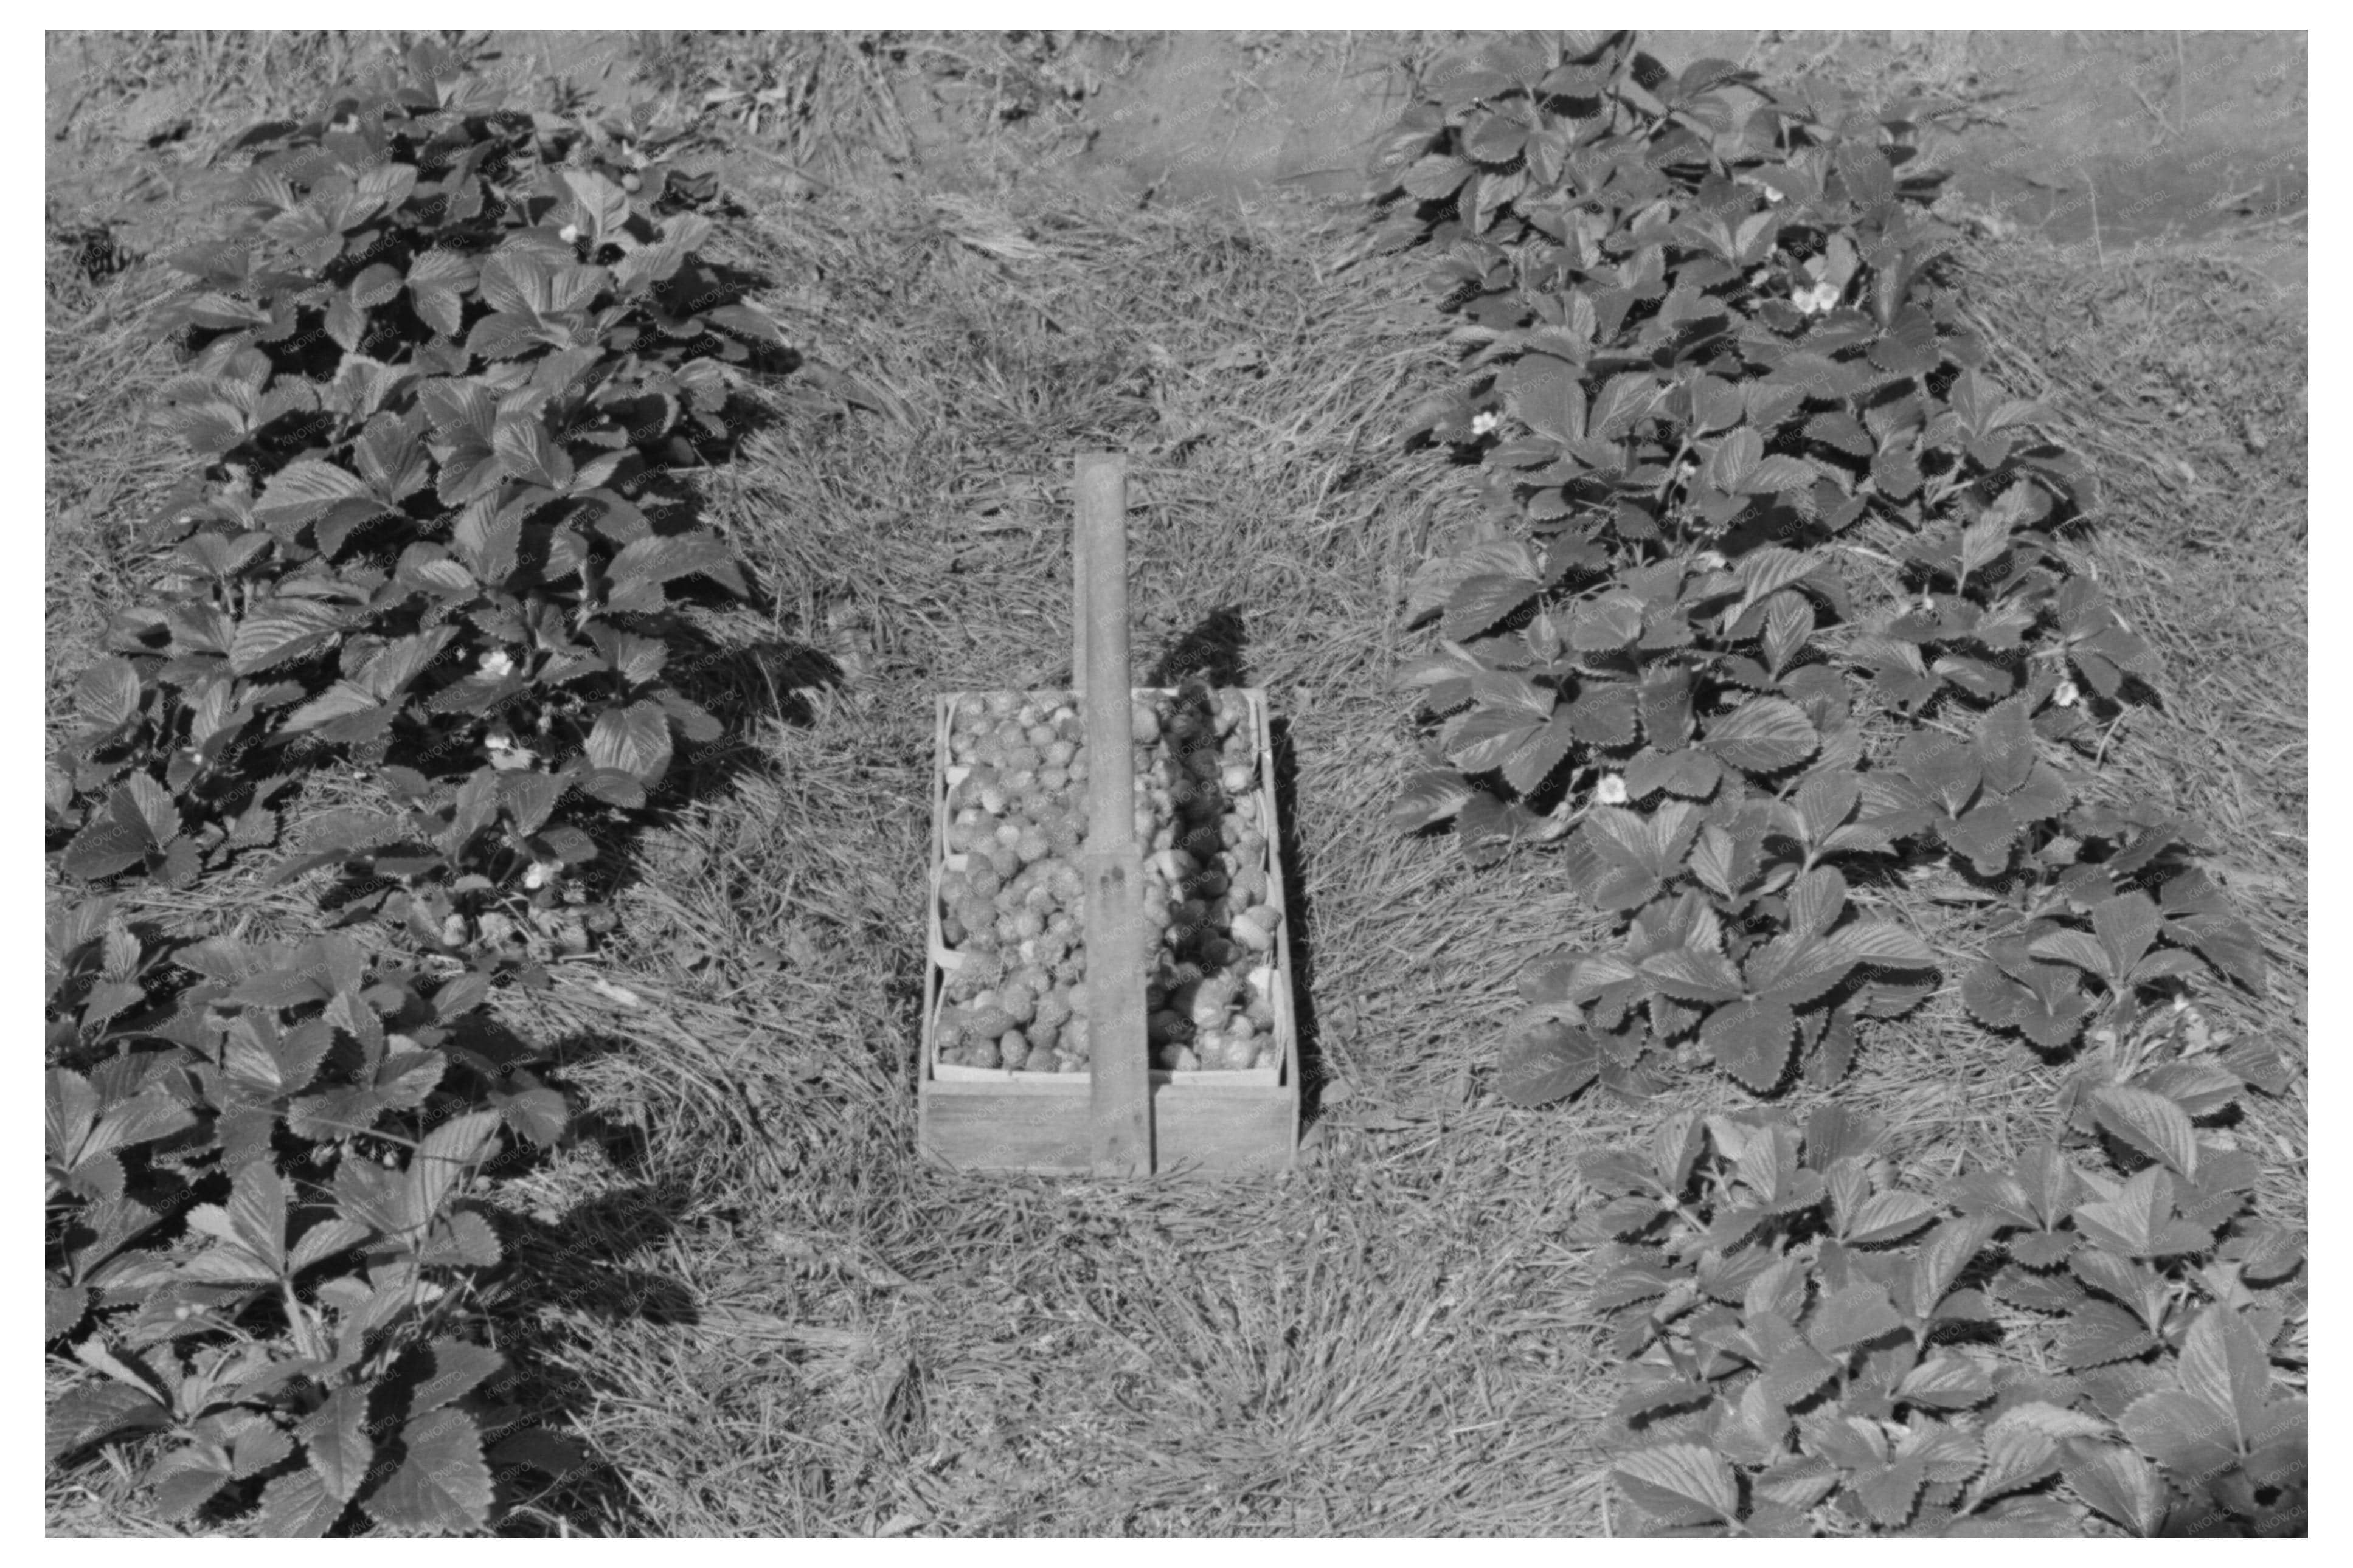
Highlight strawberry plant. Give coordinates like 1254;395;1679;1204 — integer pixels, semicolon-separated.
1587;1091;2304;1536
45;900;580;1534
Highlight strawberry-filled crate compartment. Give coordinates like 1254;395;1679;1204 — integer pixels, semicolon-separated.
917;680;1299;1175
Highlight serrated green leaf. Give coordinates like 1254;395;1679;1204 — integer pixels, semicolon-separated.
1809;1281;1904;1355
2118;1389;2240;1482
1638;947;1744;1004
1497;1015;1599;1107
400;1110;501;1238
408;1339;506;1417
2060;1438;2164;1537
1854;1452;1929;1527
301;1386;374;1503
2174;1301;2276;1449
1697;696;1817;775
262;1462;349;1537
1702;998;1798;1091
1899;1353;1996;1410
359;1407;494;1536
1444;573;1543;641
46;1381;170;1463
1612;1442;1738;1526
147;1445;235;1521
585;702;673;787
2058;1300;2160;1369
1846;1189;1941;1245
228;599;341;677
2088;1085;2199;1181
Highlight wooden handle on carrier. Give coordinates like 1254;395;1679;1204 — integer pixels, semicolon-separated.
1074;452;1151;1176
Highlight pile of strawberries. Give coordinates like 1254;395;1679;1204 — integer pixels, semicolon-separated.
934;680;1283;1072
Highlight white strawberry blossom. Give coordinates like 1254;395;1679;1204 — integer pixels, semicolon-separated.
1595;773;1629;806
1793;280;1842;316
479;649;515;678
1471;410;1500;437
2054;679;2081;708
485;728;538;770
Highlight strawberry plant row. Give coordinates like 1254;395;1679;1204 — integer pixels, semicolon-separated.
1363;26;2268;1108
1357;27;2298;1536
45;37;823;1534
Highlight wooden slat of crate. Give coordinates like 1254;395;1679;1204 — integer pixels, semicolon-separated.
917;686;1298;1176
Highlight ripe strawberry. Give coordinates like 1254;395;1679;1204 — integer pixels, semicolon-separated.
957;948;1005;994
966;1004;1014;1040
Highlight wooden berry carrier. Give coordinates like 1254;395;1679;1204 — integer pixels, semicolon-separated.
915;454;1300;1177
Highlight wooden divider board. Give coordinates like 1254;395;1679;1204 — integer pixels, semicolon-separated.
1072;453;1151;1176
